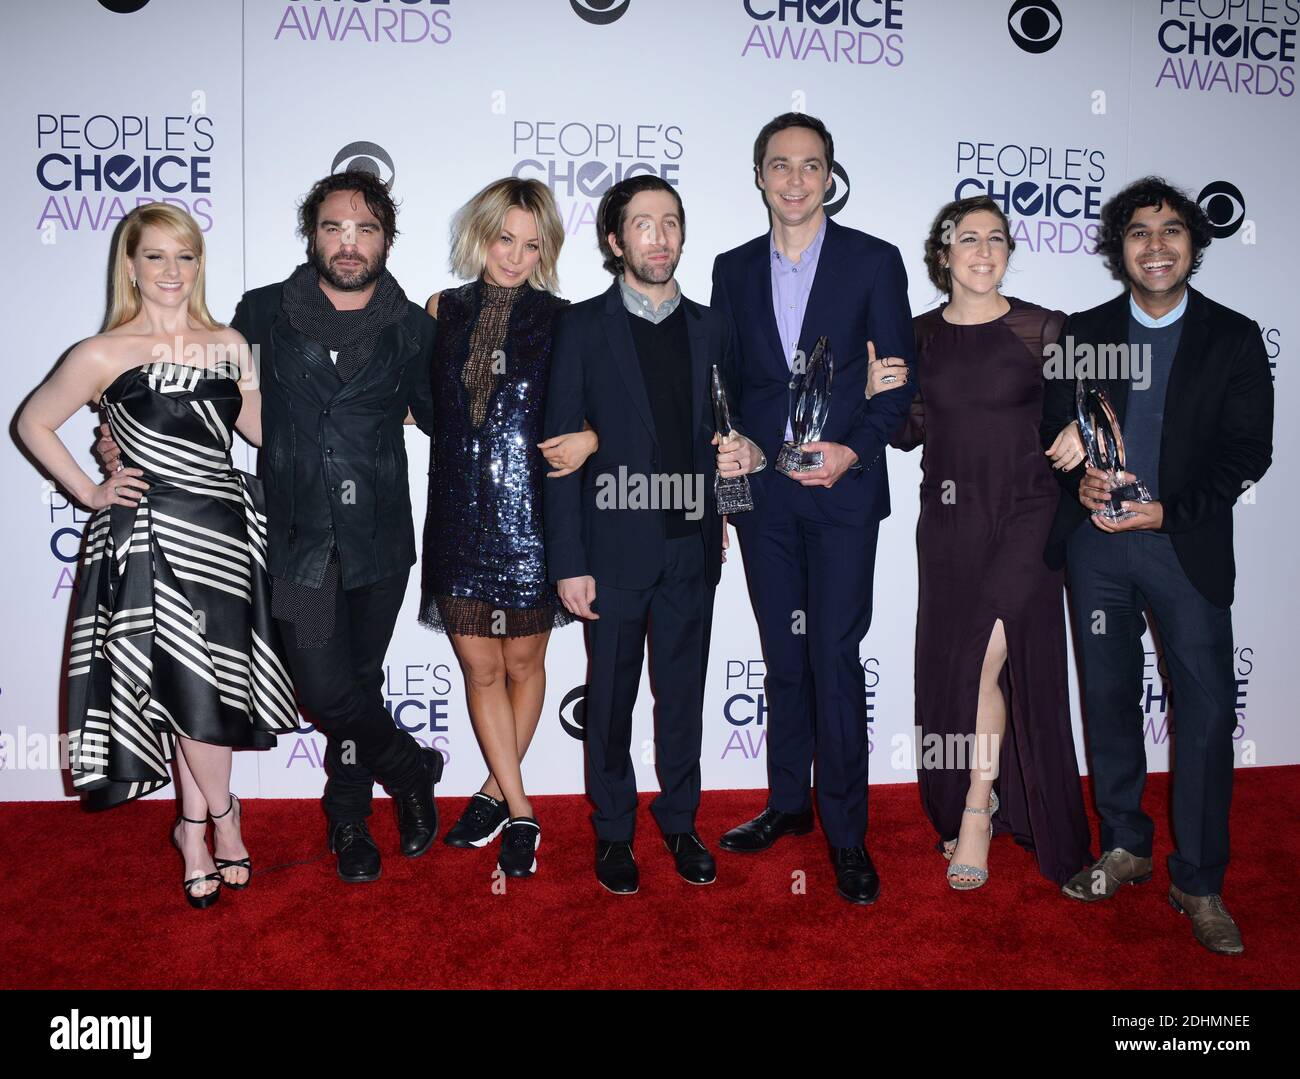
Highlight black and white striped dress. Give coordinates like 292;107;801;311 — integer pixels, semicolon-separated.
67;361;299;809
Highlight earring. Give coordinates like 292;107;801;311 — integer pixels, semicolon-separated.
130;276;138;288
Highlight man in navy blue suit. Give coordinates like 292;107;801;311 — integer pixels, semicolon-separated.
543;177;735;895
710;113;915;905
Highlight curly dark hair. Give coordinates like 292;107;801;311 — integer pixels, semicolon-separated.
1095;176;1213;283
596;175;686;276
923;196;1017;294
297;169;400;253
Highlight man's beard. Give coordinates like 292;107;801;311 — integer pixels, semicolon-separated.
312;245;385;291
624;247;679;287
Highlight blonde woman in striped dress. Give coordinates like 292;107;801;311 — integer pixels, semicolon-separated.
17;204;298;909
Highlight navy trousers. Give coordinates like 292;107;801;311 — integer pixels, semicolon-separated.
1066;525;1236;895
737;478;879;849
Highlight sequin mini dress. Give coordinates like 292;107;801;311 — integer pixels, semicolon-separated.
419;279;573;637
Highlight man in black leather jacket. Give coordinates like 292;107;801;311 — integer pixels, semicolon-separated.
235;170;440;883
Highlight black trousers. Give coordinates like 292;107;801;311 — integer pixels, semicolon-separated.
583;534;715;842
277;569;424;823
1066;526;1236;895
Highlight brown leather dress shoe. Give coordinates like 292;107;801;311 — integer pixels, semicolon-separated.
1169;886;1245;955
1061;848;1153;901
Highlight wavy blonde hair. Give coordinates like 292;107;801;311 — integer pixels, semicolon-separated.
449;177;563;293
104;203;221;332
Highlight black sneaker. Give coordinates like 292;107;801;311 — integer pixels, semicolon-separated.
498;817;541;878
443;793;510;849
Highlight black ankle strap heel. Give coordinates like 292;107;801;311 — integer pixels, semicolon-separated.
172;813;221;910
210;793;252;890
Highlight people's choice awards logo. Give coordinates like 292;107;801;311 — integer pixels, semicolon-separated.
1007;1;1062;54
954;140;1105;254
1197;180;1247;238
275;0;453;44
572;0;630;24
1154;1;1295;96
35;109;217;236
332;141;395;186
98;0;151;12
559;686;587;740
740;0;905;66
511;120;682;234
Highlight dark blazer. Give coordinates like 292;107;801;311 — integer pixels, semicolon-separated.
542;282;728;591
232;281;435;591
1040;286;1273;608
709;215;916;525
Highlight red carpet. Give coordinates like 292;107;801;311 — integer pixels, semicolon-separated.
3;768;1297;990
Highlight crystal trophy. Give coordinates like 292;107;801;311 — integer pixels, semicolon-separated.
776;336;834;475
711;365;753;514
1074;380;1152;521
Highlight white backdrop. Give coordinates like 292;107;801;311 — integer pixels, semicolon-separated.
2;0;1295;804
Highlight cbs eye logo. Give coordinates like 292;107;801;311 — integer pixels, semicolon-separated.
1008;1;1062;54
1197;181;1246;239
572;0;631;24
824;162;851;217
558;685;587;740
332;141;395;187
99;0;151;11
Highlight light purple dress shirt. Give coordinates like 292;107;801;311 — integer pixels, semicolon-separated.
771;216;827;440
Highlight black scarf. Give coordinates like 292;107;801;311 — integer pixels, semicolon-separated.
281;261;408;381
271;261;409;645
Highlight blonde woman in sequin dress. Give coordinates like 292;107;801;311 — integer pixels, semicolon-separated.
420;178;593;877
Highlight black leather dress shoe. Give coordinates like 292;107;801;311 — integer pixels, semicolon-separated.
664;831;717;885
832;846;880;905
394;747;443;858
719;806;815;853
595;840;639;894
328;819;381;883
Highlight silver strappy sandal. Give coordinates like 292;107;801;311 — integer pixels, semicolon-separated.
947;790;999;891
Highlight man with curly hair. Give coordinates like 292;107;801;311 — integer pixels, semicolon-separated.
1040;176;1273;954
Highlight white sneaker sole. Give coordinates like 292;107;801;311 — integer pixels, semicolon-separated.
467;817;509;847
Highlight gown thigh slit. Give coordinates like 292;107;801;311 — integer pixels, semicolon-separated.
905;299;1093;884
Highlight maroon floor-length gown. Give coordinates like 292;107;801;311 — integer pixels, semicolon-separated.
893;296;1092;884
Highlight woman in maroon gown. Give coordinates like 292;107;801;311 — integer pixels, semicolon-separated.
880;196;1092;888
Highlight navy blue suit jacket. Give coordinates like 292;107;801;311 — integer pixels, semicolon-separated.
542;282;729;591
710;216;916;525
